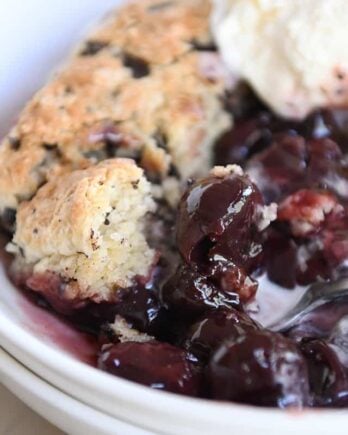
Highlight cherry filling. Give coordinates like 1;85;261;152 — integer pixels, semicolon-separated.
217;88;348;172
184;308;260;362
161;264;240;318
246;136;347;205
215;88;348;289
301;339;348;407
266;190;348;287
24;270;164;335
8;83;348;408
206;330;310;408
170;170;265;306
98;341;201;396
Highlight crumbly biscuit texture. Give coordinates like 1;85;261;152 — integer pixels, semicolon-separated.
90;0;213;65
0;0;232;215
8;159;157;301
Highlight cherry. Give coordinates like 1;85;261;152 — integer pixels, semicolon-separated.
214;113;274;166
264;229;298;288
216;87;348;171
265;189;348;288
247;135;348;205
26;272;164;335
207;330;310;407
278;190;341;236
98;341;201;396
184;308;259;361
303;108;348;153
176;168;265;302
161;264;240;318
301;339;348;407
246;134;308;204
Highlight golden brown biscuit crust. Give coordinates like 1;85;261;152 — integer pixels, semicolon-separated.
0;0;232;216
9;159;157;302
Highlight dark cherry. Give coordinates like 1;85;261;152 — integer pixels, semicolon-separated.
161;264;240;318
277;189;340;237
264;229;298;288
214;113;274;166
321;210;348;273
98;341;201;396
295;249;333;287
265;226;337;289
301;339;348;407
246;134;308;204
303;108;348;152
246;135;348;205
25;271;163;335
265;188;348;288
306;139;348;202
176;170;264;301
177;170;264;267
184;308;259;361
217;85;348;169
112;284;164;334
207;330;310;407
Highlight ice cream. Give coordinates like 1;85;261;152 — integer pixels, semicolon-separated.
212;0;348;119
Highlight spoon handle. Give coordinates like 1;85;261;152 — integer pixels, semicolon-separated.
269;277;348;333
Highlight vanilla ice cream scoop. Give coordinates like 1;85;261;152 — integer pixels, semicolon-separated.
212;0;348;119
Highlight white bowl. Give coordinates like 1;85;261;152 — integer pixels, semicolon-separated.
0;274;347;435
0;346;151;435
0;1;348;434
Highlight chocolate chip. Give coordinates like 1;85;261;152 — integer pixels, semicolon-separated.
168;164;180;178
42;143;58;150
9;137;21;151
2;207;16;231
80;40;109;56
83;150;106;161
153;130;168;150
190;40;217;52
65;85;73;94
122;53;150;78
42;143;62;158
131;180;140;189
148;1;174;12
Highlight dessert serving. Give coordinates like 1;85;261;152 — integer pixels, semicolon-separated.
1;0;348;409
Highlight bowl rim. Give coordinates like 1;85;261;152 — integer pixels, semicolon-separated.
0;288;348;435
0;345;152;435
0;0;347;431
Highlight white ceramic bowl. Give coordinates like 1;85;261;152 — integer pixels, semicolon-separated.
0;346;151;435
0;1;348;434
1;273;348;435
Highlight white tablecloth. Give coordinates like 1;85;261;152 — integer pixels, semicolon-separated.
0;383;63;435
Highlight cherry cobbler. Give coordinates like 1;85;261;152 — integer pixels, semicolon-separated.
1;0;348;408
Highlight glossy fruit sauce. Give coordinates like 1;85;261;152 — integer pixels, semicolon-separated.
7;86;348;408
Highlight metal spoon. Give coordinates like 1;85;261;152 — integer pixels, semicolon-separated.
269;277;348;333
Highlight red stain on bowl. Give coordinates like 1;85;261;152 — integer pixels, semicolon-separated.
18;292;98;366
0;233;98;366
